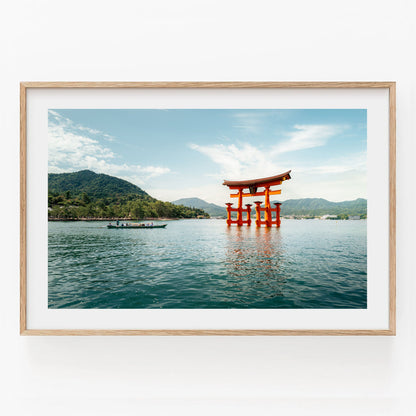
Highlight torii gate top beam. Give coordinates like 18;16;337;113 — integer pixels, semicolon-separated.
222;170;291;189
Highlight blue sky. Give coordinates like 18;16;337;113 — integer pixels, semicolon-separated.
48;109;367;205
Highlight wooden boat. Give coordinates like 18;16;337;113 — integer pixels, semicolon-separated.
107;223;167;229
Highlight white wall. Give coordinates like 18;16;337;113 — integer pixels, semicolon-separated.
0;1;414;414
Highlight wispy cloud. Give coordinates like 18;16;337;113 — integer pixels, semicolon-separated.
272;124;345;154
48;110;170;185
232;112;267;134
189;124;345;181
49;110;116;142
189;142;281;180
298;156;366;176
277;151;366;201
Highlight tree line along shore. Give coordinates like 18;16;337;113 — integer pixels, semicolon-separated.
48;191;209;220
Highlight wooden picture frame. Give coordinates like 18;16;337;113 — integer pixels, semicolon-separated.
20;82;396;335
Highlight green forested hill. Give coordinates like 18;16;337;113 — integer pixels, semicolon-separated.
48;170;150;201
48;170;209;220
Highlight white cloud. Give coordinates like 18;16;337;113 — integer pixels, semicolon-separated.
188;124;366;202
272;124;344;154
189;142;283;181
189;124;346;181
48;110;170;186
49;110;116;141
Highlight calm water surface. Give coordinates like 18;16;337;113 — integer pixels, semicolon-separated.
48;219;367;309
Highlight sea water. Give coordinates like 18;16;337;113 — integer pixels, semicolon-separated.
48;219;367;309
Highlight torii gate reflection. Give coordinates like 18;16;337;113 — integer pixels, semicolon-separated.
223;170;291;227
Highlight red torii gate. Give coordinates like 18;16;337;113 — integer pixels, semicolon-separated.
223;170;291;227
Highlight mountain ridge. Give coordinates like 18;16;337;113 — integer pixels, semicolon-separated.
275;197;367;217
172;196;367;218
172;197;227;217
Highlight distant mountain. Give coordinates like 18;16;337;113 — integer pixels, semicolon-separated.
48;170;151;201
172;197;227;217
274;198;367;217
172;196;367;218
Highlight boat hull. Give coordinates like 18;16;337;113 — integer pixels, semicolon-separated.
107;224;167;229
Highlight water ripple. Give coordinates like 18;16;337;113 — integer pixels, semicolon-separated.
48;219;367;309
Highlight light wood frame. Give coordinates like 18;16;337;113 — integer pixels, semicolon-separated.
20;82;396;336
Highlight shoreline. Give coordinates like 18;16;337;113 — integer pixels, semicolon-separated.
48;217;364;222
47;217;184;222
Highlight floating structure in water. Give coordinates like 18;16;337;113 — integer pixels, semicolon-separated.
107;222;167;229
223;170;291;227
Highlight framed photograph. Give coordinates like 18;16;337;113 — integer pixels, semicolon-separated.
20;82;396;335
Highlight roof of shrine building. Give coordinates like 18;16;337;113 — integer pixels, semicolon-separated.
223;170;291;187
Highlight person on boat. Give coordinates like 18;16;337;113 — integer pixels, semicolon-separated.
116;220;119;226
